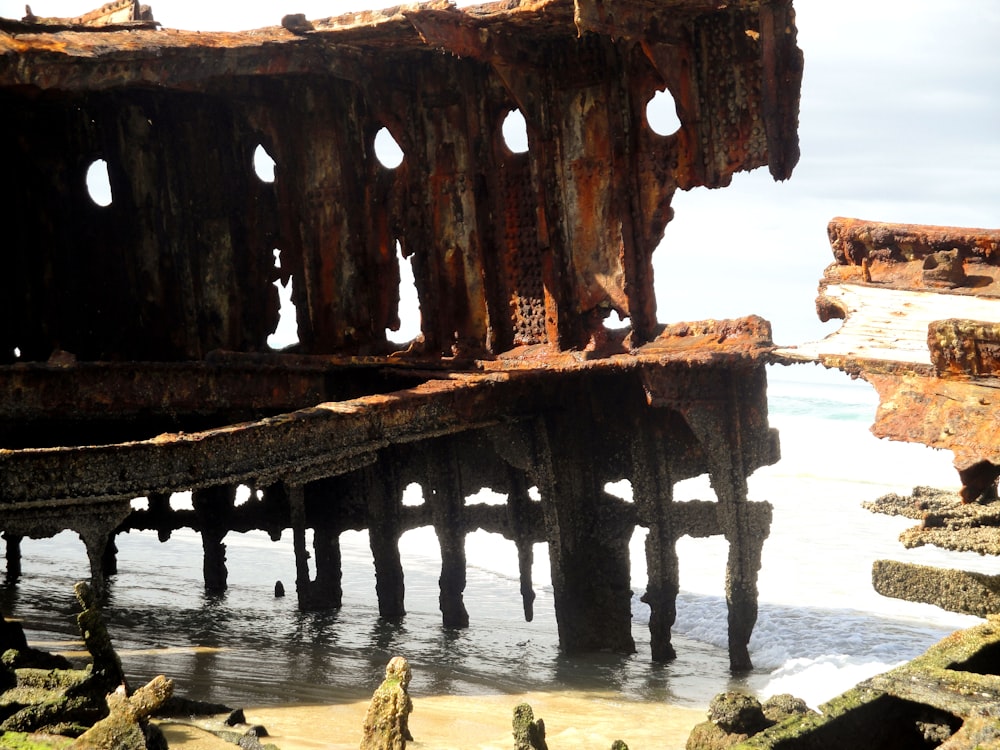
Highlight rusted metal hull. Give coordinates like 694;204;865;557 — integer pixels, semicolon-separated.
777;218;1000;499
0;0;802;670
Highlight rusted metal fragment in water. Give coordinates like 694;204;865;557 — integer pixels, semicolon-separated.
872;560;1000;619
774;217;1000;501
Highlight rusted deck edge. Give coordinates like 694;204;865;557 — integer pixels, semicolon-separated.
0;317;774;506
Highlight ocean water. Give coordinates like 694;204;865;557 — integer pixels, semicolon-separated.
0;363;987;731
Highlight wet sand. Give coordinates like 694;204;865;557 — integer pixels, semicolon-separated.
158;691;704;750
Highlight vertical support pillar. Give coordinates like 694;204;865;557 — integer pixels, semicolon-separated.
287;483;313;609
286;482;343;610
712;377;772;674
436;525;469;629
2;533;21;584
538;412;636;655
424;440;469;628
101;535;118;578
193;485;235;595
74;503;132;598
364;463;406;621
311;524;343;609
506;468;538;622
676;366;773;672
631;416;679;663
78;529;111;598
148;492;173;542
718;501;766;672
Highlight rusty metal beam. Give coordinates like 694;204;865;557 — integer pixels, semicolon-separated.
0;372;529;504
827;217;1000;267
0;319;775;505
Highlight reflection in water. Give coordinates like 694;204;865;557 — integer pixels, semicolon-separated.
3;528;739;714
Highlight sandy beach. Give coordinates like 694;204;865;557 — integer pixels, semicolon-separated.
157;691;705;750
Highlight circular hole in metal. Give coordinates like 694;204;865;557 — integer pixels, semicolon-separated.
86;158;113;207
374;127;404;169
501;109;529;154
646;88;681;136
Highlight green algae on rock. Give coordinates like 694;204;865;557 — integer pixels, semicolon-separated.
718;618;1000;749
512;702;548;750
360;656;414;750
0;731;73;749
71;674;173;750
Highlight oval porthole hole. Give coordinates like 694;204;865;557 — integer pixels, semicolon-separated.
374;127;404;169
646;88;681;137
253;144;276;183
501;109;529;154
86;158;113;207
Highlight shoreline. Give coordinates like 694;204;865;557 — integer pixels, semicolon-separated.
158;691;705;750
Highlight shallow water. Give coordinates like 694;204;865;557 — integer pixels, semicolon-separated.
3;525;744;706
1;367;989;745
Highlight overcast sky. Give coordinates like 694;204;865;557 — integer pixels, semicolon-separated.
4;0;998;347
658;0;1000;345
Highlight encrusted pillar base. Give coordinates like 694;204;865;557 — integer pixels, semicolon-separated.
3;533;21;584
540;407;637;656
311;525;343;609
193;486;234;595
425;448;470;629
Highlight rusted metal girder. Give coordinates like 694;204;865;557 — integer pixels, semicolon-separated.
0;319;776;504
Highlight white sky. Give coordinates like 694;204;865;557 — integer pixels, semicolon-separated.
4;0;998;346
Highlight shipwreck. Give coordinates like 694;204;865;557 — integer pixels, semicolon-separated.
0;0;803;671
